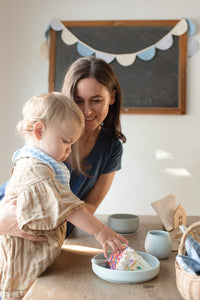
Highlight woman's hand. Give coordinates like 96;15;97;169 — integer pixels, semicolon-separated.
95;224;128;258
0;199;47;241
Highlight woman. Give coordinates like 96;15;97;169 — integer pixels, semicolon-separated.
0;56;126;240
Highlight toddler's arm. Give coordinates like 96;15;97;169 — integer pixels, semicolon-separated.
67;206;128;257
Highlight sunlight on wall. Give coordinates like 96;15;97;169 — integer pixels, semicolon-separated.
165;168;191;176
155;149;191;177
155;149;174;160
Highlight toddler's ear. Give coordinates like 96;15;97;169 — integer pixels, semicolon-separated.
33;121;46;140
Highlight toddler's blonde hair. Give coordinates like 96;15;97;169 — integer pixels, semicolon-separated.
17;92;85;172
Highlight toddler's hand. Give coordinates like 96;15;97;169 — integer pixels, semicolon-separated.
94;224;128;258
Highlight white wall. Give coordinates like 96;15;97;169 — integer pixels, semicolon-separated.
1;0;200;216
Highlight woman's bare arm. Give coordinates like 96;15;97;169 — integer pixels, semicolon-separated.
84;171;116;214
0;199;47;241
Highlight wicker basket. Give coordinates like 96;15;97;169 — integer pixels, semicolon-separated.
175;221;200;300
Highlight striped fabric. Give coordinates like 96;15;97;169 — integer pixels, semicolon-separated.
176;225;200;275
0;182;7;201
12;145;70;188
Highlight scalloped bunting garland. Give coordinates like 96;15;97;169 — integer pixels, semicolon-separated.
137;47;156;61
186;18;196;36
95;52;115;63
42;18;199;65
61;27;78;45
77;42;95;56
156;34;173;50
40;40;49;59
116;53;136;66
170;18;188;36
50;19;65;31
188;37;199;57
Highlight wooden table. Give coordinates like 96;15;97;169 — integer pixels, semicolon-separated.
23;215;200;300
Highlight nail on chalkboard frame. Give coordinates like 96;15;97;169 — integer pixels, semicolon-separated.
48;20;187;114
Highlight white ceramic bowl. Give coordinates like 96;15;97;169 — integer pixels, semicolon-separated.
108;214;139;234
91;251;160;284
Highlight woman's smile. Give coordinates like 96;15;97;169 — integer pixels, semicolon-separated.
85;116;97;124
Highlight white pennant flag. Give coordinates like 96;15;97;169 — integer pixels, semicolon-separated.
116;53;136;66
61;28;78;45
170;19;188;36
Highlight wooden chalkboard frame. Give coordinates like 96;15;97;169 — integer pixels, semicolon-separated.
48;20;187;114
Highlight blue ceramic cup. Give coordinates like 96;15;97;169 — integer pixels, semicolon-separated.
145;230;172;259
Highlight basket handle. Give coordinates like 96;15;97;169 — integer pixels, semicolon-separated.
178;221;200;255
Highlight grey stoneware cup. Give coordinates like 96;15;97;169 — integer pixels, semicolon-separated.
108;214;139;234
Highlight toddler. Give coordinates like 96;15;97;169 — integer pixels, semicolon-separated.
0;92;127;300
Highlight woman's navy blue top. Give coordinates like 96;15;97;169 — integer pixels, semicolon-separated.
68;128;122;200
65;128;123;235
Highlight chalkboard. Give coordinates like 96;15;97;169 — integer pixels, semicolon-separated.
49;20;187;114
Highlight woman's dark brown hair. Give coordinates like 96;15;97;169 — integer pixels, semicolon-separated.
62;56;126;143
